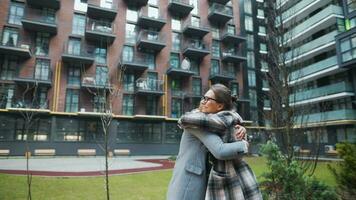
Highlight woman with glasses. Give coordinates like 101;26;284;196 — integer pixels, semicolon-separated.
167;84;261;200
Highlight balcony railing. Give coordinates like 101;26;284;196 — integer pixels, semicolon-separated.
209;70;235;82
137;7;166;30
22;8;57;34
26;0;60;10
168;0;194;17
220;26;245;44
85;18;116;44
0;34;32;59
182;17;210;37
81;74;111;90
14;70;52;86
182;39;210;58
10;98;49;110
120;51;150;72
135;78;164;95
295;109;356;124
208;3;233;25
137;30;166;52
221;49;246;63
87;0;117;21
62;42;95;65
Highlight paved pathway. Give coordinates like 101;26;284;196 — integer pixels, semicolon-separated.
0;156;174;177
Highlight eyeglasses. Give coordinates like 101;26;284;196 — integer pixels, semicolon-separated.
201;96;218;103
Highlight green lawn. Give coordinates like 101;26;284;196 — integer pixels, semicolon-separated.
0;157;338;200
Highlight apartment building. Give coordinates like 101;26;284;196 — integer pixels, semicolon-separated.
0;0;247;155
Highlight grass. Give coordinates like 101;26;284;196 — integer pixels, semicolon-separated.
0;157;338;200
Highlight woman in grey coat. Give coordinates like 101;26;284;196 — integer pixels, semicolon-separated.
167;99;248;199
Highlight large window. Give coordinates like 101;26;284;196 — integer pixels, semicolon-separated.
146;53;155;70
0;85;14;109
96;66;108;86
125;23;136;44
247;51;255;69
171;18;181;31
74;0;88;12
248;70;256;87
245;16;253;32
190;59;199;75
340;34;356;63
35;32;50;56
231;82;239;96
124;73;135;92
247;34;254;49
68;67;81;86
122;45;134;62
55;118;103;141
126;9;138;23
67;38;81;55
0;115;15;141
117;121;162;143
210;59;220;74
94;47;107;64
8;2;24;25
170;53;180;68
172;32;181;51
211;40;220;58
122;94;134;115
347;0;356;14
165;122;182;143
146;96;158;115
190;0;198;15
0;57;17;80
192;78;201;96
171;98;182;118
93;95;106;112
72;14;86;36
35;59;50;80
148;6;159;18
15;118;51;141
1;27;19;46
65;89;79;112
249;89;257;107
244;0;252;14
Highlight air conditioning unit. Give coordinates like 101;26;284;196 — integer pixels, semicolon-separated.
324;145;335;152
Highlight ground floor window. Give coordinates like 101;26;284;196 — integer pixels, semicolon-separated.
15;118;51;141
165;122;182;143
55;118;103;142
117;121;162;143
0;115;15;141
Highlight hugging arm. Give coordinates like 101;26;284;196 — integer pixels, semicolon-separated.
187;128;247;160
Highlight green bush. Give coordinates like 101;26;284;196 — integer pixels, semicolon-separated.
260;141;337;200
328;142;356;199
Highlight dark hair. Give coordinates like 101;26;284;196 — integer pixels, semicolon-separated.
210;84;238;110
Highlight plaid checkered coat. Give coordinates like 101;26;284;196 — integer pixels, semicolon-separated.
180;110;263;200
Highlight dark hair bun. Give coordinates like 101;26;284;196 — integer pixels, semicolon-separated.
231;95;238;102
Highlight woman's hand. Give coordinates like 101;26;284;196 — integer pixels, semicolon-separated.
234;124;246;140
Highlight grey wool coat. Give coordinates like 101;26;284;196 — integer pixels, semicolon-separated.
167;128;247;200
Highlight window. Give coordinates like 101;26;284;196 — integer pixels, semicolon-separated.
74;0;88;12
347;0;356;13
170;53;180;68
172;32;181;51
210;60;220;74
191;16;200;27
93;95;106;112
260;43;267;52
72;14;86;35
124;73;135;92
226;63;235;75
96;66;108;86
231;83;239;96
55;118;103;142
65;89;79;112
37;87;48;108
1;27;19;46
42;8;55;23
192;78;201;96
259;26;266;35
146;96;158;115
190;0;198;15
247;34;254;49
122;45;134;62
0;57;17;80
249;89;257;107
257;9;265;18
94;47;107;64
125;23;136;43
35;32;50;56
211;26;219;39
15;118;51;141
190;59;199;75
117;121;162;143
340;34;356;63
165;122;182;143
122;95;134;115
146;53;155;70
126;9;138;22
247;51;255;68
148;6;159;18
35;59;50;80
68;67;81;86
101;0;113;8
171;78;182;95
227;25;235;34
0;115;15;141
67;38;81;55
148;0;158;5
8;2;24;25
171;98;182;118
147;72;158;91
0;85;14;108
211;40;220;58
244;0;252;14
171;18;181;31
248;70;256;87
245;16;253;32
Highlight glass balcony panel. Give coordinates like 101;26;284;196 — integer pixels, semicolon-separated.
21;8;57;35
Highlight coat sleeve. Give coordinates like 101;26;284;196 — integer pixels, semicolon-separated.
180;112;229;135
187;128;247;160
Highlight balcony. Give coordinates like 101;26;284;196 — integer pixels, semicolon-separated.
336;28;356;68
295;109;356;124
168;0;194;17
120;51;150;72
182;18;210;38
26;0;60;10
166;61;195;77
13;71;52;87
182;39;210;59
123;0;148;7
289;56;343;85
208;3;233;26
284;5;343;45
290;82;354;106
62;43;95;66
220;27;246;45
0;36;31;59
87;1;117;21
171;90;186;98
9;98;49;111
81;74;112;91
22;9;57;35
137;8;166;30
221;50;246;64
135;78;165;96
85;18;116;44
208;0;230;5
137;30;166;52
209;70;235;82
285;30;338;64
